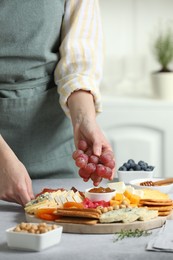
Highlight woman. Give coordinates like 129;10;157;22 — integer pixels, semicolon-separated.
0;0;114;206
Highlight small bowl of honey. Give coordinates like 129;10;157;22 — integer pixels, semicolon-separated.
85;187;116;202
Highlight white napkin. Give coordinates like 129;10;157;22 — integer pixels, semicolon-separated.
146;220;173;252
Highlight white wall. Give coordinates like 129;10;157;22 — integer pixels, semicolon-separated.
99;0;173;98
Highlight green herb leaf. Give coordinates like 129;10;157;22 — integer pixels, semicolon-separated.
113;229;152;242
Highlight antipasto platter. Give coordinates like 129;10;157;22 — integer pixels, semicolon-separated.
25;212;170;234
24;183;173;234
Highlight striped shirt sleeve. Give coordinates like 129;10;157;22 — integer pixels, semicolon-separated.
54;0;103;117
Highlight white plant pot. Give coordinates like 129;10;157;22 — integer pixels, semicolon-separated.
151;72;173;100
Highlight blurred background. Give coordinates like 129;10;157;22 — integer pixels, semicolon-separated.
97;0;173;178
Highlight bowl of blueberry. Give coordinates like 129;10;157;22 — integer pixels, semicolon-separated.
117;159;155;184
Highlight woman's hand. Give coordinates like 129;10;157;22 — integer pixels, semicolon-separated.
73;122;115;186
0;136;34;206
68;90;115;185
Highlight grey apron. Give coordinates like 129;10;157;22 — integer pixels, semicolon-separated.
0;0;77;178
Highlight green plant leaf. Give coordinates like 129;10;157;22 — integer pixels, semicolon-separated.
113;229;152;242
151;27;173;71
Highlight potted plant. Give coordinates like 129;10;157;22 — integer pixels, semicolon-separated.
151;26;173;100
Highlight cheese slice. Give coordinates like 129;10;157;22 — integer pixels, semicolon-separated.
99;208;139;223
134;189;144;198
59;194;68;204
99;207;158;223
66;190;75;202
25;200;57;214
125;185;135;194
107;182;126;193
25;188;84;214
54;195;63;207
73;191;83;203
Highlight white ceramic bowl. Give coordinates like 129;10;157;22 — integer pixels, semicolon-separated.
85;188;116;202
117;170;154;184
129;178;173;194
6;223;63;251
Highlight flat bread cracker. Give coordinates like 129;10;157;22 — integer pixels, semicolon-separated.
54;208;101;219
146;205;173;212
55;217;98;225
158;211;172;216
142;189;171;201
140;200;173;206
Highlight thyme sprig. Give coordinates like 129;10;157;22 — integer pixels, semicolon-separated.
113;229;152;242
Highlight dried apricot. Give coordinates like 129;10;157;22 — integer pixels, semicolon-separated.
63;201;84;209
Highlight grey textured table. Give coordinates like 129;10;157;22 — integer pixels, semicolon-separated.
0;178;173;260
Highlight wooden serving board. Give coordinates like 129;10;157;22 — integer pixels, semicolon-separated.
25;213;172;234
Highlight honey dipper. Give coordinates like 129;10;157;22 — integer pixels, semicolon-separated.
140;178;173;186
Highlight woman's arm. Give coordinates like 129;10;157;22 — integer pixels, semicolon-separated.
67;90;114;185
55;0;115;184
67;90;110;156
0;135;34;205
54;0;103;117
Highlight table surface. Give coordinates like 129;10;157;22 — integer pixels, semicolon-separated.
1;178;173;260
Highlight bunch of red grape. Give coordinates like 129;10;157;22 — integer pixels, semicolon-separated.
72;140;115;185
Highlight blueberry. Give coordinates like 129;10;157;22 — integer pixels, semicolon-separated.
119;159;155;172
118;166;127;171
138;160;145;166
140;163;148;171
127;159;136;169
138;161;147;166
123;162;131;170
138;160;148;166
127;159;135;164
134;164;141;171
147;166;155;171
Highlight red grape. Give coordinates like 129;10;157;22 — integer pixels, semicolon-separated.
96;164;106;177
105;159;115;169
75;156;87;168
85;147;93;156
72;149;84;160
72;143;115;184
83;178;89;182
85;163;96;174
88;155;99;164
99;152;113;165
78;140;88;151
104;167;112;179
90;172;102;186
78;168;91;179
78;153;89;162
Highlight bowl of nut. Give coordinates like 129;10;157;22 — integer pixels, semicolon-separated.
117;159;155;184
6;222;63;251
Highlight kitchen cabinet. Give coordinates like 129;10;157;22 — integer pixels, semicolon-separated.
97;97;173;178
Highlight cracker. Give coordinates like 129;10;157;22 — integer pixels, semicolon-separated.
54;208;101;219
140;200;173;206
55;217;98;225
146;205;173;212
55;208;101;213
142;189;171;201
158;211;172;216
